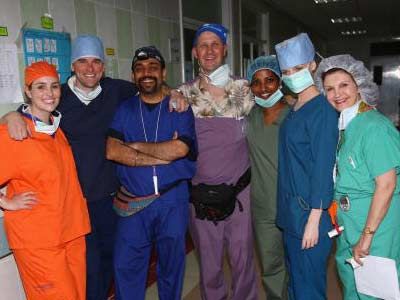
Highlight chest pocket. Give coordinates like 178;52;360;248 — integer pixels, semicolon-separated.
19;139;66;188
337;149;366;181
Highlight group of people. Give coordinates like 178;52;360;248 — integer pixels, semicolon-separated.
0;21;399;300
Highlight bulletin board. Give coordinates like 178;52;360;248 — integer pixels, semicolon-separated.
22;28;71;83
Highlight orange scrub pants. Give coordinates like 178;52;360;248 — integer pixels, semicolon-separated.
13;236;86;300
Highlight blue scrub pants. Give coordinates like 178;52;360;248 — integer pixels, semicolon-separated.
113;196;188;300
86;195;117;300
283;232;332;300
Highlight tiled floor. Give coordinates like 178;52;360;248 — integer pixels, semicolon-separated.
146;243;343;300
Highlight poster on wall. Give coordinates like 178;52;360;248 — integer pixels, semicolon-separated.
0;44;24;104
22;28;71;83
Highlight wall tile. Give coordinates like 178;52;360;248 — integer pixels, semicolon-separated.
165;62;181;87
132;12;148;48
146;0;161;18
74;0;97;35
116;9;133;59
49;0;77;37
131;0;146;14
118;58;132;81
0;0;22;42
160;0;179;21
20;0;48;29
93;0;114;6
105;57;119;78
147;17;160;48
95;4;117;50
159;20;171;60
116;0;131;10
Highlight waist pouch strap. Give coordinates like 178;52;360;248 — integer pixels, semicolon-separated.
114;180;186;217
191;168;251;223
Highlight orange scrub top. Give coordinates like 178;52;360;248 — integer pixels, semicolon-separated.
0;120;90;249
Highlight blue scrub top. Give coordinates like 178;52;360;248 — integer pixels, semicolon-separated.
109;95;197;198
277;94;338;235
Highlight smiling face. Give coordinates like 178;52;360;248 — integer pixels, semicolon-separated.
192;31;227;74
25;76;61;122
250;69;280;99
323;69;359;112
132;58;166;99
72;57;104;92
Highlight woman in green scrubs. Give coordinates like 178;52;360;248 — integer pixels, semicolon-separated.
315;54;400;300
246;55;289;300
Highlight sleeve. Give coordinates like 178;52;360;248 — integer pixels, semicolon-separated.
0;128;18;184
117;80;138;105
176;106;198;161
107;103;127;142
16;104;24;113
363;123;400;178
309;101;339;209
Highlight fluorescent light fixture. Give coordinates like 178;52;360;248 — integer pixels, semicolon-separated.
331;16;362;23
314;0;347;4
341;29;367;36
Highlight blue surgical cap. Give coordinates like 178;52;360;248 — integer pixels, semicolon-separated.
193;23;228;46
246;55;281;82
71;35;105;63
275;33;315;71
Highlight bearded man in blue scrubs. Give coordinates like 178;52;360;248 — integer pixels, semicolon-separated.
106;46;197;300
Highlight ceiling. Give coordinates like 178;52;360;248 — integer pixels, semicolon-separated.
261;0;400;42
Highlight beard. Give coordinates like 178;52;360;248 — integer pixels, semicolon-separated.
137;76;162;95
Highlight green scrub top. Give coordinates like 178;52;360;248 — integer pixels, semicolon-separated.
247;105;289;221
335;110;400;297
335;109;400;201
335;109;400;247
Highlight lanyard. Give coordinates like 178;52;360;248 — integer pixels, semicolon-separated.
139;98;163;195
333;102;373;182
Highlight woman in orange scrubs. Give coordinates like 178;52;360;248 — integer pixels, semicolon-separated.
0;61;90;300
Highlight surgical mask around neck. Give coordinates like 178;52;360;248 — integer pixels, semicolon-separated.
338;100;361;130
254;89;283;108
22;104;62;135
207;64;230;88
68;76;102;104
282;68;314;93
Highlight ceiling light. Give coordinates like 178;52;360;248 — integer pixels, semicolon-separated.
314;0;347;4
331;16;362;24
340;29;367;36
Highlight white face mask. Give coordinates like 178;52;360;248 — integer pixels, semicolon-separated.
282;68;314;93
338;100;361;130
254;89;284;108
22;104;62;135
207;64;230;88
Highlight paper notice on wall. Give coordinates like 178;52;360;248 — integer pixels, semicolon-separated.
0;43;24;104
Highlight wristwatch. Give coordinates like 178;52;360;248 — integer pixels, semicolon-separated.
363;226;376;235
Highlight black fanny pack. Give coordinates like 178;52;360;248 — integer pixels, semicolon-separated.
190;168;251;223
